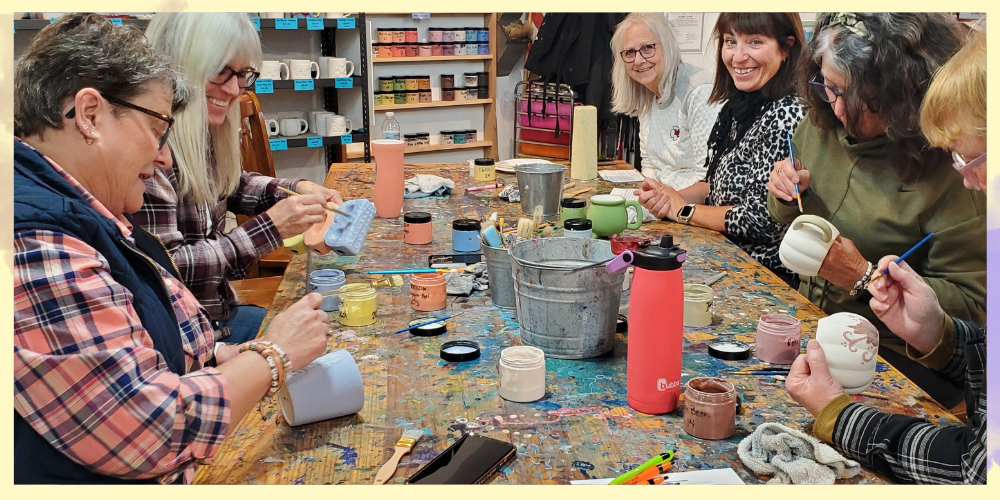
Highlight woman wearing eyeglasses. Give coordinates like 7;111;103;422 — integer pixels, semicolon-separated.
767;13;985;406
14;14;329;483
784;28;987;484
634;13;806;286
135;13;343;344
610;13;721;190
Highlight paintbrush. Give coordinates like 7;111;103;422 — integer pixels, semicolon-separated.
868;233;935;284
563;187;593;198
369;267;473;275
373;428;424;484
730;370;790;375
394;312;465;334
786;132;803;213
861;392;890;400
276;186;350;216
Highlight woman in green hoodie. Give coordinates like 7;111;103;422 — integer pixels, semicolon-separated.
766;13;985;406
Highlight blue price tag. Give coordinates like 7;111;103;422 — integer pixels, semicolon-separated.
340;134;353;145
255;79;274;94
50;18;57;23
274;18;298;30
306;136;324;148
110;18;123;25
294;79;315;91
270;139;288;151
306;18;324;30
334;78;353;89
336;18;355;29
251;17;260;31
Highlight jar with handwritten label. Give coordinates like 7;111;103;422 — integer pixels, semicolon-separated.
338;284;377;327
478;42;490;55
453;131;467;144
683;377;737;440
417;75;431;90
440;74;455;88
410;273;447;312
440;131;454;144
477;28;489;43
378;44;392;58
756;313;802;365
454;43;466;56
443;29;455;43
377;29;393;43
456;87;468;101
464;73;479;87
465;28;478;42
474;158;495;182
404;76;418;90
431;43;443;56
417;133;430;146
466;43;479;55
465;130;477;143
404;27;418;43
467;87;478;100
391;43;405;58
441;43;455;56
404;134;419;147
406;91;419;104
403;211;433;245
418;42;433;57
393;77;406;91
419;90;432;103
394;92;407;105
442;87;455;101
392;29;405;43
405;44;419;57
454;28;466;42
429;27;444;42
378;77;393;92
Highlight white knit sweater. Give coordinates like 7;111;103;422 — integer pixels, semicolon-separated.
638;63;721;190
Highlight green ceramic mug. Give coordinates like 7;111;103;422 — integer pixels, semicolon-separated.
587;194;642;238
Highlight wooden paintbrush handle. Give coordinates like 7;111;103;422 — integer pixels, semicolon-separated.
373;447;407;485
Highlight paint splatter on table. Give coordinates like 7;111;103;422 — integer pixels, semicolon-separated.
193;162;956;485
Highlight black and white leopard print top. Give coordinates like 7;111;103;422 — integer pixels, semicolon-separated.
704;94;805;275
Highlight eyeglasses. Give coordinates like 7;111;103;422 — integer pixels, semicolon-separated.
210;66;260;89
808;73;845;104
65;94;174;149
952;151;986;190
620;43;657;63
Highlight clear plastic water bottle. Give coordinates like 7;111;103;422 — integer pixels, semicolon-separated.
381;112;401;140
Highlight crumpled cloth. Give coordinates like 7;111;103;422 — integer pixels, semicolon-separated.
499;184;519;202
445;262;489;296
404;174;455;199
737;422;861;484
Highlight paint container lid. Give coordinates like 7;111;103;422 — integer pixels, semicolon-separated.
409;317;448;337
404;211;432;224
563;218;592;231
708;340;752;361
561;197;586;209
440;340;481;362
631;234;687;271
452;219;481;231
616;313;628;333
474;158;495;166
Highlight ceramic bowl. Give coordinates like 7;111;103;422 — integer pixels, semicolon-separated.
815;312;879;394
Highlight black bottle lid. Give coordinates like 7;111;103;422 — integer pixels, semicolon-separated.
561;197;586;209
452;219;481;231
474;158;495;166
631;235;686;271
404;211;432;224
563;218;592;231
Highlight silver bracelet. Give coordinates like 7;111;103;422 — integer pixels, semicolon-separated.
850;261;874;296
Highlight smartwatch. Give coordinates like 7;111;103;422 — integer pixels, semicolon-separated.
677;204;697;224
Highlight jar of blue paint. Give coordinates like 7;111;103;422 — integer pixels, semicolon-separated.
309;269;346;312
452;219;482;252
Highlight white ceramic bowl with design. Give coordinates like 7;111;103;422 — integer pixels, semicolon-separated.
815;312;879;394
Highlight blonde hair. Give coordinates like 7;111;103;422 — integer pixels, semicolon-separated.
146;13;263;206
610;13;682;117
920;27;986;149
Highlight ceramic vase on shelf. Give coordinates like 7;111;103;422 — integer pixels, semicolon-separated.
815;312;879;394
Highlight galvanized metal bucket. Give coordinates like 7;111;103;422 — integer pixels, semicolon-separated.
515;163;566;216
509;237;625;359
482;243;516;310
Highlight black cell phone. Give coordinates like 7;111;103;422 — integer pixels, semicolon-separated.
406;434;516;484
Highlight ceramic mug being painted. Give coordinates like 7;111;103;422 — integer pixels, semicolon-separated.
587;195;642;238
815;312;879;394
778;214;840;277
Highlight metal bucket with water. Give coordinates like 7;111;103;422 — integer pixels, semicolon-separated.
482;243;516;310
509;237;625;359
515;163;566;217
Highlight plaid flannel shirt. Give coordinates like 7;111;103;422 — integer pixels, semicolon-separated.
14;150;231;484
133;163;302;324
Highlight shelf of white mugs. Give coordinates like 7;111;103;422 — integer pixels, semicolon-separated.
267;132;367;151
374;98;493;111
14;14;361;31
372;54;493;63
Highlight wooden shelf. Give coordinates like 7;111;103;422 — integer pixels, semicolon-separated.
346;141;492;159
373;55;493;63
375;99;492;111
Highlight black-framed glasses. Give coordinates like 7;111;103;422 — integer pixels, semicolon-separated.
65;94;174;149
620;43;657;63
210;66;260;89
808;73;845;104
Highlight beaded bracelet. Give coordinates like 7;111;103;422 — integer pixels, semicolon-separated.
850;261;876;296
239;340;289;398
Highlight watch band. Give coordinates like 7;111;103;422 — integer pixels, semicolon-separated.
677;204;696;224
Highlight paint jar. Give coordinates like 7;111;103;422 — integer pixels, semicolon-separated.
429;27;444;42
419;90;432;103
453;131;467;144
405;44;419;57
403;211;433;245
404;76;418;90
404;134;419;147
478;43;490;55
431;43;443;56
440;74;455;88
441;130;454;144
474;158;496;182
454;29;466;42
452;219;481;252
465;28;478;42
477;28;489;42
417;75;431;90
461;73;478;88
456;87;468;101
404;28;418;43
392;29;406;43
393;77;406;91
477;85;488;99
442;88;455;101
391;44;406;58
371;43;381;59
418;42;433;57
410;273;447;312
443;29;455;43
417;133;430;146
403;91;417;104
756;313;802;365
560;197;587;223
394;92;407;105
337;284;377;327
309;269;347;312
379;77;394;92
441;43;455;56
454;43;465;56
562;218;593;239
498;346;546;403
467;87;479;100
683;284;714;327
373;92;386;106
378;29;393;43
465;130;477;143
378;44;393;58
683;377;737;440
478;72;490;92
466;43;480;55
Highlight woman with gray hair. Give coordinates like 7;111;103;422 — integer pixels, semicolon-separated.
14;13;328;484
767;13;986;406
611;13;720;189
135;13;342;345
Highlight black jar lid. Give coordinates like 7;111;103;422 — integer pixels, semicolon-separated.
404;133;419;138
442;87;455;92
464;72;480;76
416;132;430;137
440;130;453;134
417;75;431;78
708;340;752;361
404;211;432;224
379;76;393;81
440;340;481;362
563;218;592;231
378;28;392;31
452;219;481;231
404;27;418;31
474;158;495;166
561;197;586;209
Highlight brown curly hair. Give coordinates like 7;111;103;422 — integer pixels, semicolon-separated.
801;13;964;179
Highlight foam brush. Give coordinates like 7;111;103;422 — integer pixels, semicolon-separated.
374;428;424;484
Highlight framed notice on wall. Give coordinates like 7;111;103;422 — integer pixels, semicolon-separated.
667;13;706;53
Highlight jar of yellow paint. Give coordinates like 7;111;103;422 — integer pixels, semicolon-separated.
337;284;377;326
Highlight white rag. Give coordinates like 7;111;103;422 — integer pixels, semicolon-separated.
403;174;455;199
737;422;861;484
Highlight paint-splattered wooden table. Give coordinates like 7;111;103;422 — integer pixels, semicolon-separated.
194;161;956;485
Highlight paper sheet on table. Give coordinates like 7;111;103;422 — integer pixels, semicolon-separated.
611;188;657;223
598;169;646;183
570;467;746;485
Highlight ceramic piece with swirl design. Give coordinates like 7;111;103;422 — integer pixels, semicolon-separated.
815;312;880;394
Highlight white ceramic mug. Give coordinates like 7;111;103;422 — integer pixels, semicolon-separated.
324;12;352;18
778;214;841;277
315;112;337;136
265;12;286;19
326;118;352;136
288;59;320;80
815;312;879;394
260;60;289;80
332;115;353;134
326;57;354;78
307;110;327;134
278;349;364;426
265;119;280;137
279;118;309;137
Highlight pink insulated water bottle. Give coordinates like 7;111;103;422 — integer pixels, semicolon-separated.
371;139;405;218
627;235;686;414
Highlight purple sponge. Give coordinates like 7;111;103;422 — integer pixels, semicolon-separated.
324;199;376;256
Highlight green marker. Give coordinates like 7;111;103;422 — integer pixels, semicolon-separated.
609;451;674;485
